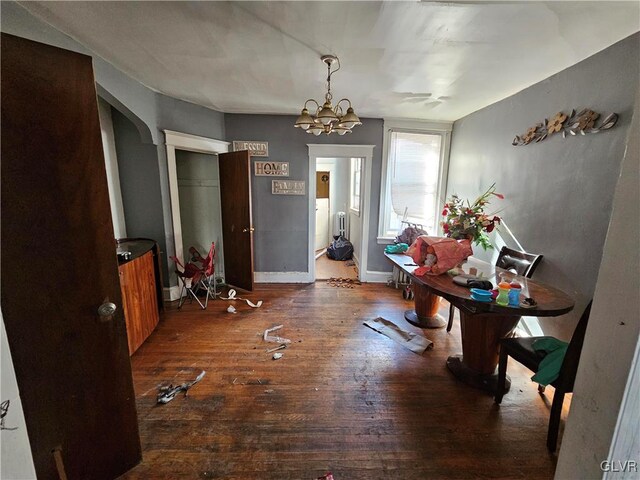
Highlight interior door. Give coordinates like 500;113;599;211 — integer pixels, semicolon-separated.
218;150;254;291
1;34;141;479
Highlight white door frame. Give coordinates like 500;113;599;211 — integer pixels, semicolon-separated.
307;144;375;282
164;130;229;300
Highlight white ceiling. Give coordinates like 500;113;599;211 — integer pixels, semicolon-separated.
21;1;640;121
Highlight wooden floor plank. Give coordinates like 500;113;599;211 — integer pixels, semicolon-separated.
121;283;565;479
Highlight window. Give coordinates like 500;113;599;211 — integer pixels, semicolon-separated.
349;157;362;214
378;121;451;241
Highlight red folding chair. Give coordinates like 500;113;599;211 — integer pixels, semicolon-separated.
186;242;220;308
169;255;207;309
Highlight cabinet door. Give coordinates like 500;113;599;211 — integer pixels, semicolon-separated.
1;33;141;479
120;251;160;355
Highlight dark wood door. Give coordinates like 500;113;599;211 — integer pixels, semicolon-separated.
218;150;254;291
1;34;141;479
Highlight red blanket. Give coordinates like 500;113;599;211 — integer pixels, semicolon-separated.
406;235;473;275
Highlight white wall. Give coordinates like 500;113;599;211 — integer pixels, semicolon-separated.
316;158;350;237
555;86;640;479
98;97;127;239
0;312;37;479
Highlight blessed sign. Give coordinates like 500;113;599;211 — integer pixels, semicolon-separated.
254;161;289;177
233;140;269;157
272;180;305;195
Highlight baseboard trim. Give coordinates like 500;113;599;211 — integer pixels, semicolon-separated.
363;270;393;283
163;286;181;302
254;271;312;283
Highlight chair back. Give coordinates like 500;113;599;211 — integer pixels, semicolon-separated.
556;301;593;391
496;246;543;278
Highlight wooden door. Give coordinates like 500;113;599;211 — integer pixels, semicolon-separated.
316;171;330;199
218;150;254;291
1;34;141;479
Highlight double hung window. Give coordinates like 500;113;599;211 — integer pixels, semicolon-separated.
378;121;451;241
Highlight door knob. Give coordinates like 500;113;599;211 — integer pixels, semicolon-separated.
242;227;255;233
97;302;117;322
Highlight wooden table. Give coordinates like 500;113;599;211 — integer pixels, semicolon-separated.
385;252;575;392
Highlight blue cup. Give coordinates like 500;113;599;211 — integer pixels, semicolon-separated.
509;288;521;306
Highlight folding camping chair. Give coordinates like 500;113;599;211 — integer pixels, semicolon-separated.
187;242;221;308
169;255;207;309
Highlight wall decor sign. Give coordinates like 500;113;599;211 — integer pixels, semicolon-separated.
233;140;269;156
512;108;618;146
272;180;305;195
254;161;289;177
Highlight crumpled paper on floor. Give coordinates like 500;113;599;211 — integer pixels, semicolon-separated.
363;317;433;354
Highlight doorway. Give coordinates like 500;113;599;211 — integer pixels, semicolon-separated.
175;150;224;274
314;158;358;280
308;144;375;283
164;130;229;300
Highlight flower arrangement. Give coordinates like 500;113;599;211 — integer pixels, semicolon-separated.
440;184;503;250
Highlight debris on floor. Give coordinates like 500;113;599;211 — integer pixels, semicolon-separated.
363;317;433;354
317;473;335;480
227;305;237;314
266;344;287;354
327;277;361;288
157;370;206;404
222;288;263;308
272;352;284;360
263;324;291;344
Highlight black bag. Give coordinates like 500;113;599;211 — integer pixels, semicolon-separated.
326;235;354;261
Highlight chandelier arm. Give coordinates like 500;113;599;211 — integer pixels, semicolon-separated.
335;98;353;110
303;99;321;112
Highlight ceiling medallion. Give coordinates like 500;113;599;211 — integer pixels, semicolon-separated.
294;55;361;136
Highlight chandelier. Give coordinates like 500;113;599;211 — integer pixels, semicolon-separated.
294;55;362;136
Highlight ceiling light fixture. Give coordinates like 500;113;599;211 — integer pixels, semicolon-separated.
294;55;362;136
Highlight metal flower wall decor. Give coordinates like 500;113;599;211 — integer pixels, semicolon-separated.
512;108;618;146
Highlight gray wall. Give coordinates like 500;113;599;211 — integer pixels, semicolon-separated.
556;84;640;479
447;33;639;337
111;108;166;251
224;115;386;273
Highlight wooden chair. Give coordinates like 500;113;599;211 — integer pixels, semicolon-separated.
446;246;543;332
494;301;592;452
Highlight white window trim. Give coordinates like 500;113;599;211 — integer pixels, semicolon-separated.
349;157;362;216
377;118;453;244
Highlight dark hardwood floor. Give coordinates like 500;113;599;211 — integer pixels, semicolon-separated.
121;283;566;479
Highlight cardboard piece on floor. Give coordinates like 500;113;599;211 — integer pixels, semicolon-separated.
363;317;433;354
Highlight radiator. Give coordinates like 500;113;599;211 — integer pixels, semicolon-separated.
335;211;347;237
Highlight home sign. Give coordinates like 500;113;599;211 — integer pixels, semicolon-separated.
254;161;289;177
233;140;269;157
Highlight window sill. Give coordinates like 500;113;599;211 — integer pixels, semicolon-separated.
349;208;360;217
377;236;395;245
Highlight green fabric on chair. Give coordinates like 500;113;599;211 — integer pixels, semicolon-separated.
531;338;569;386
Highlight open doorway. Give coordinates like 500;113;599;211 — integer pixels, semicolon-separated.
164;130;229;300
175;150;224;274
308;144;374;283
314;158;358;280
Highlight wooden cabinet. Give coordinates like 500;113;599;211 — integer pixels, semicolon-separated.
118;239;161;355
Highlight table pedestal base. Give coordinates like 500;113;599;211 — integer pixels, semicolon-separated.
404;310;446;329
404;281;446;329
446;355;511;394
